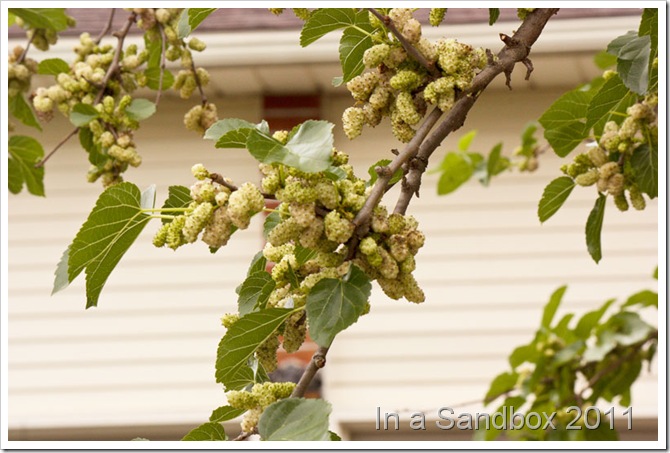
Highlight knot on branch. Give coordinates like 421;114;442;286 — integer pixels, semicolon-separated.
313;352;327;369
375;165;393;177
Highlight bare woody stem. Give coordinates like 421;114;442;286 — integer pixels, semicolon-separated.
16;33;35;65
394;8;560;215
94;11;137;105
189;52;208;106
34;128;79;168
155;23;168;107
94;8;116;45
291;346;329;398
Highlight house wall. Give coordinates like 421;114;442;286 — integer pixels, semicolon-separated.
8;72;658;441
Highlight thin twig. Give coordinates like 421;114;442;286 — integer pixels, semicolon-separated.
368;8;440;77
291;346;329;398
16;33;35;65
93;11;137;105
94;9;116;45
189;53;208;106
155;23;168;107
34;128;79;168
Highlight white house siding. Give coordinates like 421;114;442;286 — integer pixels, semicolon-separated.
8;33;659;442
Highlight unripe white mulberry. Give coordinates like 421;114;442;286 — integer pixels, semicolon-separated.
324;210;355;244
363;44;390;68
342;107;365;140
390;70;423;92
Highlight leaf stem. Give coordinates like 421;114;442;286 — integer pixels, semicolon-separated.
141;207;191;213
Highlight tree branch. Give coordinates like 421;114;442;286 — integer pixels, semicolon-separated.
290;346;329;398
393;8;560;214
94;8;116;45
94;11;137;105
34;128;79;168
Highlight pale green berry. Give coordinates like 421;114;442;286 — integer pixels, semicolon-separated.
324;210;354;244
395;91;422;125
152;223;170;247
188;37;207;52
363;43;390;68
221;313;240;328
389;69;423;91
256;334;279;373
191;163;209;180
429;8;447;26
614;193;629;212
587;146;608;167
183;202;214;243
629;186;646;210
575;169;599;187
342;106;365;140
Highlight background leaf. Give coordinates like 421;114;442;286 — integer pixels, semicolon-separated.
436;152;474;195
69;103;99;127
125;98;156;121
10;8;69;31
181;422;227;441
258;398;331;441
57;182;154;307
37;58;69;75
541;285;567;329
630;144;657;199
215;308;295;389
8;135;45;196
209;406;246;423
484;371;518;404
300;8;359;47
585;194;606;263
539;90;591;156
622;290;658;309
143;67;174;90
306;265;371;347
575;299;615;339
537;176;575;223
160;185;191;224
9;94;41;131
247;121;334;173
339;20;374;84
488;8;500;25
237;271;275;315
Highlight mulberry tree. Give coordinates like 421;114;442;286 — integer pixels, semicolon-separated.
7;7;659;441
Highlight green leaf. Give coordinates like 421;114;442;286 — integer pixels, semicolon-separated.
509;344;538;368
575;299;615;339
160;185;191;224
144;34;162;70
300;8;359;47
538;90;591;157
237;271;276;316
630;144;657;199
484;371;518;404
606;30;638;56
306;265;371;348
125;98;156;122
247;121;334;173
263;212;282;239
55;183;155;307
488;8;500;25
182;422;227;441
585;74;637;135
653;267;658;279
329;431;342;441
553;340;584;366
215;308;295;389
69;103;99;127
144;67;174;90
247;251;268;276
593;50;617;69
205;118;267;148
608;312;654;346
10;8;69;31
8;135;45;196
483;143;508;185
615;35;650;94
258;398;331;441
367;159;403;187
542;286;567;329
339;20;374;84
458;130;477;151
554;313;576;341
537;176;575;223
79;127;106;166
8;11;15;27
177;8;216;38
9;94;41;131
623;289;658;309
436;152;474;195
585;194;606;263
37;58;69;75
209;406;246;423
294;245;317;267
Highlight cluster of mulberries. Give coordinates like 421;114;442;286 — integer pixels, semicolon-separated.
343;8;487;143
153;163;266;250
562;85;657;212
354;207;426;303
183;102;219;135
7;46;38;101
226;381;296;433
12;13;76;52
